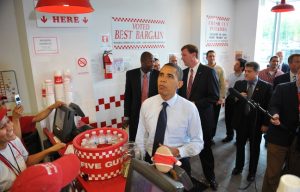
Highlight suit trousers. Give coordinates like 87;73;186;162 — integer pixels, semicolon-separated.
198;142;215;182
212;104;221;138
224;97;234;138
129;120;138;141
235;123;262;175
262;143;289;192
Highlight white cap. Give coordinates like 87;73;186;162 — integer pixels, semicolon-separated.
277;174;300;192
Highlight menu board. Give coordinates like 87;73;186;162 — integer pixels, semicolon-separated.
0;70;19;102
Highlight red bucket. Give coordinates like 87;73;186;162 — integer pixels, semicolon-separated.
73;127;128;180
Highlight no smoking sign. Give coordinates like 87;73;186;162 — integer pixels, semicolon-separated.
78;58;87;67
77;57;89;74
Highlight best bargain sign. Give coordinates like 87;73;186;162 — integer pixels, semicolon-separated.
111;17;166;49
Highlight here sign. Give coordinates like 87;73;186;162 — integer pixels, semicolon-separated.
33;0;91;28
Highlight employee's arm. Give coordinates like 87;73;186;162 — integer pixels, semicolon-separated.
12;105;24;139
32;101;64;123
26;142;66;166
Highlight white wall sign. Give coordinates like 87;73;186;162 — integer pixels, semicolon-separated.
33;0;90;28
205;15;231;47
77;57;89;75
33;37;59;54
111;17;166;49
100;33;112;50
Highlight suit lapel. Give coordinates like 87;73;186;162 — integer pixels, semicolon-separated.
290;82;298;120
181;69;189;98
136;69;141;99
251;80;262;100
189;65;203;98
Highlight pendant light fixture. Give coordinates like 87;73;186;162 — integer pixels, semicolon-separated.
271;0;295;12
35;0;94;14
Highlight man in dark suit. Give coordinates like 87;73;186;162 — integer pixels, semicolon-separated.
273;54;300;89
230;62;272;182
178;44;219;191
124;51;159;141
276;51;290;73
262;70;300;192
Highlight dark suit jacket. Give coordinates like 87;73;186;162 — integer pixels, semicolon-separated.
124;68;159;140
178;64;219;141
281;63;290;73
273;72;290;90
266;82;299;147
231;79;272;132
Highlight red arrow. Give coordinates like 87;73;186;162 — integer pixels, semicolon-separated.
41;16;47;23
83;17;88;23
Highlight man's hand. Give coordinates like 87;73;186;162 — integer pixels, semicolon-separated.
12;105;24;119
261;125;268;133
270;114;280;126
160;144;180;157
122;119;129;129
216;98;225;106
240;92;247;97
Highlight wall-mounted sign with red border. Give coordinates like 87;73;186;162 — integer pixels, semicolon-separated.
33;0;91;28
111;17;166;50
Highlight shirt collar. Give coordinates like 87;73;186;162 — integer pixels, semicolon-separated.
248;76;258;85
159;94;177;107
190;63;200;73
140;69;151;77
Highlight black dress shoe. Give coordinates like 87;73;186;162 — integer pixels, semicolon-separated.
222;136;233;143
209;180;218;191
247;174;255;182
232;168;242;175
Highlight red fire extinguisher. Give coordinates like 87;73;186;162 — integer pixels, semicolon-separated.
103;50;113;79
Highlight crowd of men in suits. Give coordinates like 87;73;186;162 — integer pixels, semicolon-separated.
123;44;300;192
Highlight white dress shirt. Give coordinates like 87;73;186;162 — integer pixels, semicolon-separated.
187;63;200;87
135;94;204;158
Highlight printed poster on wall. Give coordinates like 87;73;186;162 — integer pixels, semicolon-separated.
111;17;166;49
205;15;231;47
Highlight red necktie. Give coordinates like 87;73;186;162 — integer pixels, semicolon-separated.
141;74;148;103
187;69;194;98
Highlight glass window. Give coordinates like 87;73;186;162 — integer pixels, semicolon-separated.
255;0;300;68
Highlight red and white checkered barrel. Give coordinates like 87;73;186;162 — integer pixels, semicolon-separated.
73;127;128;180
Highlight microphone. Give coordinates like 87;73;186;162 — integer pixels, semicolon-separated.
229;88;288;130
228;88;255;107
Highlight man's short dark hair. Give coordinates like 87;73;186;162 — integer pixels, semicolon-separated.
269;56;279;62
181;44;199;59
154;58;159;62
237;58;247;71
162;63;183;80
288;54;300;64
140;51;153;63
206;50;215;57
245;62;260;72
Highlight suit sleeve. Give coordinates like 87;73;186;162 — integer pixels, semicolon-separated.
269;85;282;116
273;77;280;90
124;71;132;118
194;69;219;108
262;84;273;126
